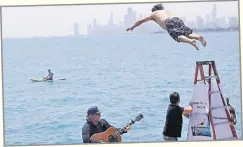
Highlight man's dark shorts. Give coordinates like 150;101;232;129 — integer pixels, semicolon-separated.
165;17;193;42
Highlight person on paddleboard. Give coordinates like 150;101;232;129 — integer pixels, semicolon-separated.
162;92;193;141
43;69;54;81
81;106;131;143
226;97;237;125
126;4;207;50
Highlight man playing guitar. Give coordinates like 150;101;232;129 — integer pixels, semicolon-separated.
82;106;131;143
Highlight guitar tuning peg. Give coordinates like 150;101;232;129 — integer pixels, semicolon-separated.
131;118;135;124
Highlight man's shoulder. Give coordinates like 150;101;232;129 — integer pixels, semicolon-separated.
168;104;184;111
99;119;108;123
167;104;176;112
82;122;91;130
168;104;180;108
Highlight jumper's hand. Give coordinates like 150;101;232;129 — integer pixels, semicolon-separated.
126;27;133;31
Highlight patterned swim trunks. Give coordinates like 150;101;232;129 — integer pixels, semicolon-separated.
165;17;193;42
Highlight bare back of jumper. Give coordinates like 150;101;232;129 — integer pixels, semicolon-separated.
149;9;206;49
151;10;176;30
151;10;195;44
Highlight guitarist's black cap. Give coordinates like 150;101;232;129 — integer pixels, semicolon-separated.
87;106;100;115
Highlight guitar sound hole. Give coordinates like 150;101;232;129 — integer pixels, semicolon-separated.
108;135;118;142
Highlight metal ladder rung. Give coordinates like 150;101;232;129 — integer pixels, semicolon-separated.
212;117;228;120
209;90;221;94
214;121;229;126
196;79;205;82
210;106;227;110
196;77;218;82
205;76;218;79
196;61;214;65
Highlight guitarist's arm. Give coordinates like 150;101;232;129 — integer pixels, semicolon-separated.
100;119;128;134
82;125;101;143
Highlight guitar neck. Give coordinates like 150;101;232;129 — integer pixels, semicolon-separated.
111;114;143;140
117;120;136;134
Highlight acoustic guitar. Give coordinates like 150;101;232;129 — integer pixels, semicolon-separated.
90;113;143;143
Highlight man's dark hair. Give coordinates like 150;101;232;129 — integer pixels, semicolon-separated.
170;92;180;104
152;4;164;12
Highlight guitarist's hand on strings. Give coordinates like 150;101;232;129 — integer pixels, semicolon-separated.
100;140;106;143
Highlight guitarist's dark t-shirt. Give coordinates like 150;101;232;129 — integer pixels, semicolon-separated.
163;104;184;138
95;123;103;133
82;119;126;143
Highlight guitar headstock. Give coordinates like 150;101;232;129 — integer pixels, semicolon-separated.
131;113;143;124
120;114;143;133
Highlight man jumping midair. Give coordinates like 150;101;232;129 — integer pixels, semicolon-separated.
126;4;207;50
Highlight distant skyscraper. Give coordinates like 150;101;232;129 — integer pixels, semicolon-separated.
212;4;217;22
124;7;137;28
196;16;204;28
228;17;238;27
107;12;115;33
92;18;99;34
73;23;79;36
87;24;92;34
108;12;114;26
217;16;227;28
205;14;211;28
128;7;132;14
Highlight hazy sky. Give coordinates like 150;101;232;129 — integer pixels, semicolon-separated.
2;1;239;39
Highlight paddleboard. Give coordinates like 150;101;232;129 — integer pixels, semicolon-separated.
30;79;53;82
30;77;66;82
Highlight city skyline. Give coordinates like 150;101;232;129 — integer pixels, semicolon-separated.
85;4;238;35
2;1;239;39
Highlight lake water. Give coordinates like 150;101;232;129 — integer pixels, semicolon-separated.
2;32;242;145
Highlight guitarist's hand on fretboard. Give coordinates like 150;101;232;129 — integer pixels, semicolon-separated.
124;124;131;131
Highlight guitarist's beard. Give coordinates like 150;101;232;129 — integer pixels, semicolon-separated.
93;120;99;125
86;115;100;125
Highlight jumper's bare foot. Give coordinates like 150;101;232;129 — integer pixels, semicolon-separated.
190;39;199;50
199;36;207;47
